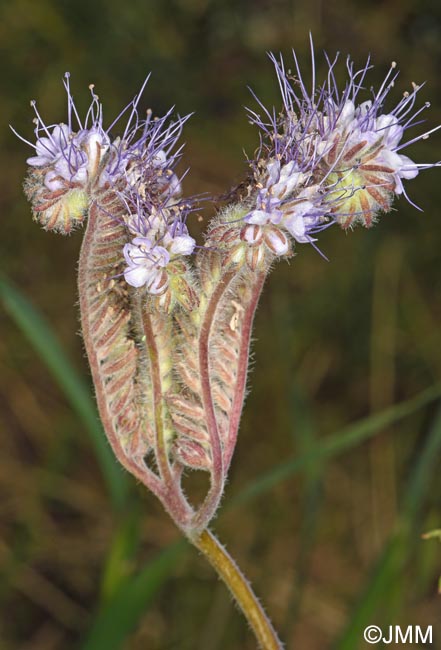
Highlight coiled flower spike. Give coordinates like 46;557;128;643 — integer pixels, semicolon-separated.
239;39;441;268
15;45;441;650
15;73;189;236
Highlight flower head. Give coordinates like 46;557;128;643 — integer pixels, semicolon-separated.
16;73;191;235
245;39;440;247
17;73;198;305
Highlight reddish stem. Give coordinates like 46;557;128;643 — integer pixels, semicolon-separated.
78;203;165;500
192;270;236;530
141;309;192;528
224;270;266;470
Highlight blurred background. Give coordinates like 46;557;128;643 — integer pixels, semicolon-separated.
1;0;441;648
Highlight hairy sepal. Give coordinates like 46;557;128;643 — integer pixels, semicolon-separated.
24;168;89;234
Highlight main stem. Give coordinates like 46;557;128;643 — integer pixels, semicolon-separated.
191;529;283;650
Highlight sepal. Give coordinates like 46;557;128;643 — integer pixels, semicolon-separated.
24;168;89;234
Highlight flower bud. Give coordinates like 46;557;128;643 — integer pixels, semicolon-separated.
240;224;264;245
169;273;199;311
148;269;169;295
264;226;290;256
223;243;246;268
25;170;89;234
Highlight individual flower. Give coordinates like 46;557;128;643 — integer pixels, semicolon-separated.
122;224;196;294
244;159;326;244
21;79;114;193
123;237;170;292
120;184;196;304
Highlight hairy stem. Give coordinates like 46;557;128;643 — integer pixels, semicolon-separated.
225;270;266;471
141;310;173;483
193;269;236;530
192;529;283;650
141;308;193;529
78;202;165;498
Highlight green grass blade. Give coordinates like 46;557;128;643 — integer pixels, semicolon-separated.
81;541;186;650
0;276;129;509
233;382;441;507
282;382;324;630
335;403;441;649
100;506;142;602
335;537;405;650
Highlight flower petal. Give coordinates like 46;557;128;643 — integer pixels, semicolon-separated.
169;235;195;256
124;265;152;288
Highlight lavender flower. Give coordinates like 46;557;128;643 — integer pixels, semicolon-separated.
121;193;196;294
22;79;114;195
123;237;170;292
16;73;196;303
244;159;325;243
245;41;440;245
17;74;188;195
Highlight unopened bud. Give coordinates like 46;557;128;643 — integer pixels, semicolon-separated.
264;226;290;255
25;171;89;234
240;224;264;245
149;269;169;295
224;243;246;268
170;274;199;311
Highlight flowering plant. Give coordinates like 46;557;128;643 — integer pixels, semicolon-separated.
15;40;440;649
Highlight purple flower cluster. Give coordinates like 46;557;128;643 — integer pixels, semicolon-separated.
25;123;111;192
17;49;440;277
245;40;440;249
244;159;325;244
17;74;195;293
121;189;195;293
